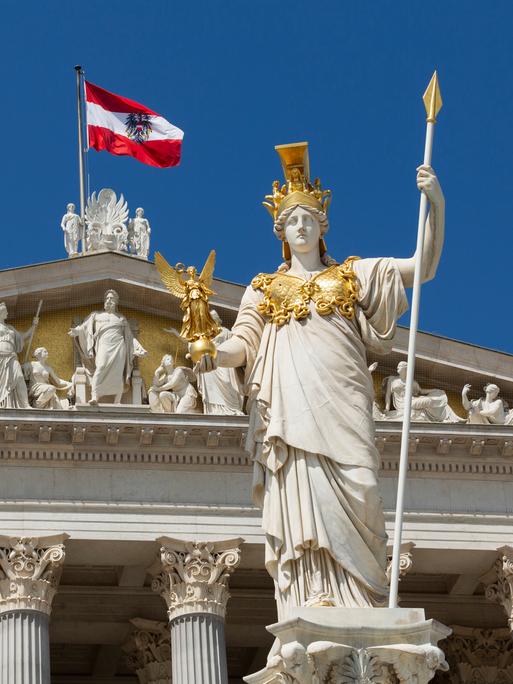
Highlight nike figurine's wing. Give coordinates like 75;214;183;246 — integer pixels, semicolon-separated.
199;250;216;287
154;252;186;299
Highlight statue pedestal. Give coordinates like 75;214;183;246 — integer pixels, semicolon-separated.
244;607;451;684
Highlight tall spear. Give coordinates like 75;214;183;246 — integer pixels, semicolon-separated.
388;72;443;608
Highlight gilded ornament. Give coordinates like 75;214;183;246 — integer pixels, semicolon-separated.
154;250;221;361
263;142;332;221
252;258;360;326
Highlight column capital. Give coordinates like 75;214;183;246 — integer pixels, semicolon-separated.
480;545;513;630
149;537;243;620
123;618;171;684
441;625;513;683
0;533;68;615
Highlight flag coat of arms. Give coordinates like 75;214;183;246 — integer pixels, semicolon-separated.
85;81;183;168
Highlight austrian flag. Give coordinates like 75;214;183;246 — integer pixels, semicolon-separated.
85;81;183;168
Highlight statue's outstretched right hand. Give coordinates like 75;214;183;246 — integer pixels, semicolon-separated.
194;353;217;375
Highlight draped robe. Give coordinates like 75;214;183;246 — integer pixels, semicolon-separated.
231;258;408;619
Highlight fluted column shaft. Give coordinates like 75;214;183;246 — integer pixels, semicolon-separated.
171;613;227;684
150;537;243;684
0;611;50;684
0;534;68;684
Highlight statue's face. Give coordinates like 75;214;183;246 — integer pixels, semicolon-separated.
0;304;7;320
284;206;321;255
104;293;118;312
38;349;49;361
397;363;407;380
162;355;173;371
67;203;75;212
136;208;144;217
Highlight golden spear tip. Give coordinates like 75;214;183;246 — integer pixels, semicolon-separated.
423;70;443;123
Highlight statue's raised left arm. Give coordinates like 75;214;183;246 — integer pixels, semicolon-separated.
394;165;445;288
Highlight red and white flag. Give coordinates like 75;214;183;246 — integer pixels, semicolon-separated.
85;81;183;168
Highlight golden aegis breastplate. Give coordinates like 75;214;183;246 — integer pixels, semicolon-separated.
251;257;360;326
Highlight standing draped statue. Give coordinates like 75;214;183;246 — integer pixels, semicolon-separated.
0;302;38;409
61;203;83;257
196;142;445;619
68;289;147;404
196;310;244;415
128;207;151;259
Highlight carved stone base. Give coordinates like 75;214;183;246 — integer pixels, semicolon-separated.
244;607;451;684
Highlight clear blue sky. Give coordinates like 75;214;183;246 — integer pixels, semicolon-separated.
1;2;512;352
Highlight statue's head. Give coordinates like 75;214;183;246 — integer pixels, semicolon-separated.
209;309;222;326
263;143;332;267
135;207;144;217
161;354;174;371
67;203;75;213
397;361;408;380
0;302;8;320
33;347;48;361
484;383;500;399
104;289;119;312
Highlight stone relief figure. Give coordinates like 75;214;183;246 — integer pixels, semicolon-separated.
462;383;513;425
383;361;464;423
68;289;147;405
0;302;38;409
148;354;197;414
196;310;244;415
85;189;129;253
128;207;151;259
195;143;446;619
24;347;72;409
61;203;83;256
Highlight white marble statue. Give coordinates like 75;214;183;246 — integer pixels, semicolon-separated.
85;189;129;253
128;207;151;259
196;310;244;415
61;203;83;257
462;382;513;425
68;289;147;405
196;147;446;619
24;347;72;409
0;302;38;409
383;361;464;423
148;354;197;414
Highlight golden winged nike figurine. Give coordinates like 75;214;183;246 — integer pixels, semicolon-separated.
154;250;221;362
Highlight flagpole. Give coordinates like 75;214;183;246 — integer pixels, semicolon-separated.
388;72;442;609
74;65;87;254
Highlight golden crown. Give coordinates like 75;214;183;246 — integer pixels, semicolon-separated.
263;142;332;221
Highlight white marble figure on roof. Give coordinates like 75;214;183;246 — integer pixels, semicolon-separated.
462;383;513;425
195;310;244;415
0;302;38;409
128;207;151;259
148;354;197;414
195;142;446;618
61;203;83;257
24;347;72;409
383;361;464;423
68;289;147;405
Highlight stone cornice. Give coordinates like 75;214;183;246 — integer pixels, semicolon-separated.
1;411;513;478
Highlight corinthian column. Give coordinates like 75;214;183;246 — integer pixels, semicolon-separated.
149;537;243;684
0;534;68;684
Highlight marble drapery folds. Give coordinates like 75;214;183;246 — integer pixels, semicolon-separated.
232;257;408;617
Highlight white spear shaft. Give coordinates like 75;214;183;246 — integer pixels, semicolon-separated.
388;72;442;608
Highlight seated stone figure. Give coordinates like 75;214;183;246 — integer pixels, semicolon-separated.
148;354;198;414
383;361;464;423
462;382;513;425
24;347;72;409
